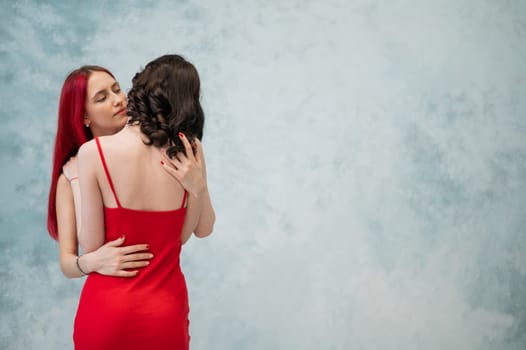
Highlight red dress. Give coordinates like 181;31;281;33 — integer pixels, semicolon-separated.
74;138;190;349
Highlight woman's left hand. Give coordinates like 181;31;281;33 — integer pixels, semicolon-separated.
159;133;207;198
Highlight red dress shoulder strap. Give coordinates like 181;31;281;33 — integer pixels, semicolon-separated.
180;190;187;209
95;137;122;208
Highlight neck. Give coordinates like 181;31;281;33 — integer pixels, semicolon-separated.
126;123;150;144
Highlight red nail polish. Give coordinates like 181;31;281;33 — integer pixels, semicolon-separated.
160;160;165;165
178;132;184;138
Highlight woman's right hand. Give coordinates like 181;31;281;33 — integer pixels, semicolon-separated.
84;236;153;277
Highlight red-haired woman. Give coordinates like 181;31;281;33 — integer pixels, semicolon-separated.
48;66;153;278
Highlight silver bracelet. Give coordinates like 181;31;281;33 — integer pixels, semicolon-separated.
76;256;88;275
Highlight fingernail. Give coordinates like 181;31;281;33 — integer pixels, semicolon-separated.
160;160;165;165
179;132;184;138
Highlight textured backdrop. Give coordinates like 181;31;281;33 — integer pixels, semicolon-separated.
1;1;525;349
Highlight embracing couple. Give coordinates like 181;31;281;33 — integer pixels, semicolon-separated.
47;54;215;349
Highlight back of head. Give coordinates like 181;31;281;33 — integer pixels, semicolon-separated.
127;54;204;158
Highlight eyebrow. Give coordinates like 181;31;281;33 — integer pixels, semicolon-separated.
91;82;120;99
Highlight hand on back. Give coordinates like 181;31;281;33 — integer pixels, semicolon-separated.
160;133;207;198
90;236;153;277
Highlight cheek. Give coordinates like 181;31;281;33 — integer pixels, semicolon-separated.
86;104;113;124
121;94;127;108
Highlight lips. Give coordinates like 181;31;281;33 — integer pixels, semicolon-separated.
115;108;127;116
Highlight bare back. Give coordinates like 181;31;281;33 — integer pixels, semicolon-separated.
95;125;186;211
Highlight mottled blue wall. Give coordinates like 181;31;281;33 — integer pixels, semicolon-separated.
1;1;525;349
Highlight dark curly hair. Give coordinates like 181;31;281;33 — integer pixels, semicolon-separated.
127;54;204;158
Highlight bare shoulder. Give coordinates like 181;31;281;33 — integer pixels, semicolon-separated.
77;139;98;161
97;128;140;157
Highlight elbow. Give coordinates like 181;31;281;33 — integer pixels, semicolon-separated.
194;211;215;238
59;259;77;279
62;271;77;279
194;224;214;238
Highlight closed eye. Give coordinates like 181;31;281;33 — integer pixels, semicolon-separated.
112;82;121;93
96;94;107;102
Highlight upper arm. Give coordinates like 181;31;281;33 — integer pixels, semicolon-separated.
78;141;105;253
56;174;79;262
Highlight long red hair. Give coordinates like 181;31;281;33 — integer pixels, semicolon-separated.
47;66;115;240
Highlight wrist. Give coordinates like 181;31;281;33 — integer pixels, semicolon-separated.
76;255;90;275
198;184;208;197
190;185;207;200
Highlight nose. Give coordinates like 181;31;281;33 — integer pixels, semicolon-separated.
113;92;125;106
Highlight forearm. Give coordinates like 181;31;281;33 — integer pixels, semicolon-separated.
193;189;215;238
181;191;205;244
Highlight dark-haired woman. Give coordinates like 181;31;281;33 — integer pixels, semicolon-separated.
48;66;153;279
74;54;215;349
